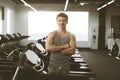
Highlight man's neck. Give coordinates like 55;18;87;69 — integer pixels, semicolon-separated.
58;29;66;34
57;29;67;38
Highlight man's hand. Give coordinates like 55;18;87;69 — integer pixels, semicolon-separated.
63;44;70;49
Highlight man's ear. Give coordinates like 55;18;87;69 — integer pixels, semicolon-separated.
66;20;68;24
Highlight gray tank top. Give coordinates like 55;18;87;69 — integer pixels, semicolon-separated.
49;31;71;66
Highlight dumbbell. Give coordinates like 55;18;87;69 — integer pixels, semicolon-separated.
70;63;91;72
69;71;96;80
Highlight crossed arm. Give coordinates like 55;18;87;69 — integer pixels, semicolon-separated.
45;32;76;54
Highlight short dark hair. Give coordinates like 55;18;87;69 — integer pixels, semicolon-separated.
56;13;68;21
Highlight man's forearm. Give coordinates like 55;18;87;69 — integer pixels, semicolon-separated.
59;48;76;54
46;44;64;52
46;44;70;52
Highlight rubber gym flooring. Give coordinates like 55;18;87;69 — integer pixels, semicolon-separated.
79;49;120;80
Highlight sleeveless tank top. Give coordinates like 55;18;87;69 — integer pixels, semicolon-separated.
49;31;71;66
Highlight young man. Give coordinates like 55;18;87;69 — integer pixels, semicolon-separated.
46;13;76;75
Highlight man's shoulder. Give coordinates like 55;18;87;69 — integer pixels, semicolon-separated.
49;30;56;34
48;30;57;37
67;31;75;36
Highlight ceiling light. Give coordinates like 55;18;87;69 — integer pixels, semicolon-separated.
20;0;37;12
101;4;107;8
64;0;69;11
97;0;115;11
107;0;115;5
97;7;101;11
80;3;85;6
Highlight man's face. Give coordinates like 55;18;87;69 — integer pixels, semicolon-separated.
57;16;68;29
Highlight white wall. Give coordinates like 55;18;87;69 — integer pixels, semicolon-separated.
0;7;3;34
0;0;16;33
89;11;99;49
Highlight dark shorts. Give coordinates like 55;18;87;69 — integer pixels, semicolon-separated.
48;63;70;75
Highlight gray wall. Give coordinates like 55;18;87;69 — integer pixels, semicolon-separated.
105;6;120;48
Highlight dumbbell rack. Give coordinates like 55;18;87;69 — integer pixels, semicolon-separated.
0;33;30;80
70;49;96;80
13;49;96;80
0;59;18;80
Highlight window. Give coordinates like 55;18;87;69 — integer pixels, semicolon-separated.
28;11;89;41
6;8;12;33
0;19;3;34
0;7;3;34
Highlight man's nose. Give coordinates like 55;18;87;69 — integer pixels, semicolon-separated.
60;21;64;24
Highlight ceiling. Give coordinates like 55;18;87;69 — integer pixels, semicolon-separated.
11;0;120;7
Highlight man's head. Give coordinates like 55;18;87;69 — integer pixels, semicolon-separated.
56;13;68;29
56;13;68;22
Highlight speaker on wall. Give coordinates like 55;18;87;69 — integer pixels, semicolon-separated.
2;6;4;20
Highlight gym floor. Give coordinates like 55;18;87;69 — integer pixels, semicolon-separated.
79;49;120;80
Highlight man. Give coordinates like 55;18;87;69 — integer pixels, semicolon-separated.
46;13;76;75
